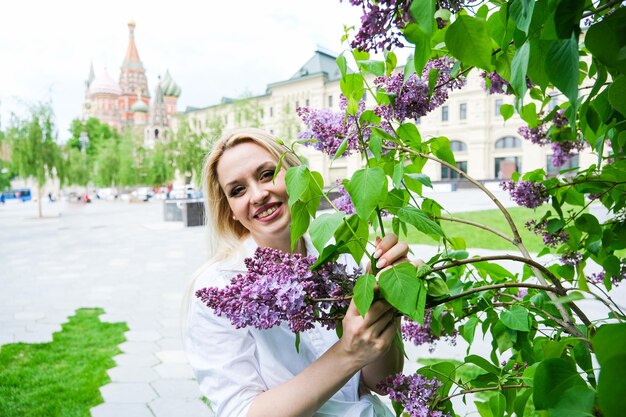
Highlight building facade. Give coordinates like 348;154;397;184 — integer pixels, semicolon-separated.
82;22;181;148
181;50;592;185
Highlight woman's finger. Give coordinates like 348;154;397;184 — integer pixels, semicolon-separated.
373;234;398;260
375;241;408;270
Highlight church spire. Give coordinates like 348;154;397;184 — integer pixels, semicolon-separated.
122;21;142;68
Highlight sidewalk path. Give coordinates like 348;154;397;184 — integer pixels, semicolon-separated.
0;192;621;416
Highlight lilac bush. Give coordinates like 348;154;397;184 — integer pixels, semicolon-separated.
377;372;450;417
401;310;457;352
196;247;357;332
500;180;550;209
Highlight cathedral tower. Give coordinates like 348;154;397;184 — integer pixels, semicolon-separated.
118;21;150;128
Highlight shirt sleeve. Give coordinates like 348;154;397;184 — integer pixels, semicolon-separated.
185;271;267;417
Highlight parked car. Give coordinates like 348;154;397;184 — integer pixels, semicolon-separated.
132;187;155;202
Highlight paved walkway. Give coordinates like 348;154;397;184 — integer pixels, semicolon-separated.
0;191;620;416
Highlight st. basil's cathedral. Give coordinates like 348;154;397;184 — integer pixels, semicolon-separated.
82;21;181;149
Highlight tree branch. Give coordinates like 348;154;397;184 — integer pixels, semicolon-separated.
435;215;516;245
439;384;528;404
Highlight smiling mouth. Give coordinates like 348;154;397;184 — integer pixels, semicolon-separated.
255;203;281;219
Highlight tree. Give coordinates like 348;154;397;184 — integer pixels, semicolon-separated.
170;119;211;186
282;1;626;416
8;104;61;217
145;142;174;188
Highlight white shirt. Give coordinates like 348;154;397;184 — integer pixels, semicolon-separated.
185;236;394;417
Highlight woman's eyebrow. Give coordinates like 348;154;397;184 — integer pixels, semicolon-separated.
224;161;276;188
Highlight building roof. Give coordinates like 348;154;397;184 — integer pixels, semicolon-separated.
89;68;122;96
289;50;341;81
160;70;181;97
122;21;144;70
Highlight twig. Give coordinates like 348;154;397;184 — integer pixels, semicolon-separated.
581;0;622;18
439;384;528;404
427;282;561;307
435;216;516;245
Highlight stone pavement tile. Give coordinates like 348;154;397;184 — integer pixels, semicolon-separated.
13;331;53;344
0;334;15;345
156;338;183;350
114;353;160;367
25;323;62;334
125;330;162;342
148;398;213;417
107;366;160;383
150;379;202;398
100;383;158;403
119;341;160;354
155;350;187;364
154;363;195;379
14;312;45;320
157;326;183;338
99;313;130;324
91;402;154;417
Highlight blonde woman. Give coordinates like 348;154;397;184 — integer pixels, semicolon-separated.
185;128;413;417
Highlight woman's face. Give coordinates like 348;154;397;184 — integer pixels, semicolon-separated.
216;141;291;249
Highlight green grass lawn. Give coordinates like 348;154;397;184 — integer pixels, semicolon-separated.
390;205;564;253
0;308;127;417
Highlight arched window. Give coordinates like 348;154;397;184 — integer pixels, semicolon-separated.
495;136;521;149
450;140;467;152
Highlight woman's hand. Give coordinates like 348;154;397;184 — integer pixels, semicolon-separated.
369;233;423;273
338;299;399;369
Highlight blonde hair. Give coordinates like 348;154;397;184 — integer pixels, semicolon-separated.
202;128;301;262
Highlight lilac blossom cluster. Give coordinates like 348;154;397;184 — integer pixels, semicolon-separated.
332;182;356;215
525;219;569;247
196;247;357;333
500;180;550;209
481;71;511;95
588;264;626;288
560;251;583;266
373;57;465;122
551;140;585;168
401;310;458;352
377;372;450;417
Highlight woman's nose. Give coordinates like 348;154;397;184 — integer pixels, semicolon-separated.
250;184;269;204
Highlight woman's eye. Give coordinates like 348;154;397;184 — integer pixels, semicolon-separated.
261;170;275;180
230;186;244;197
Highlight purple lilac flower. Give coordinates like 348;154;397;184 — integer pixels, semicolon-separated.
551;140;585;168
332;182;356;215
481;71;510;95
552;109;569;128
518;124;549;146
344;0;412;52
401;310;458;352
377;372;451;417
560;251;583;266
517;288;528;298
195;247;357;332
501;180;550;209
373;57;465;122
525;219;569;247
588;263;626;288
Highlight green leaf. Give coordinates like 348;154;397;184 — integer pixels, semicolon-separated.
465;354;501;375
396;123;422;147
445;15;493;71
500;305;531;332
608;75;626;118
310;212;345;254
545;35;579;106
514;389;532;417
592;323;626;366
345;167;388;221
336;54;348;78
575;213;601;235
510;41;530;97
500;104;514;121
369;133;382;160
286;166;310;206
509;0;535;34
405;173;432;189
409;0;435;37
549;386;595;417
392;162;404;189
461;317;479;344
290;201;310;250
340;73;365;101
332;138;349;161
430;136;456;165
597;354;626;417
404;24;432;74
384;50;397;76
533;357;587;410
489;393;506;417
426;277;449;297
353;274;376;317
397;206;445;239
554;0;584;39
357;59;385;77
585;7;626;73
378;263;420;319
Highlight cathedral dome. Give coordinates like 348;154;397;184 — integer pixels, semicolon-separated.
131;99;149;113
160;70;181;97
89;68;122;96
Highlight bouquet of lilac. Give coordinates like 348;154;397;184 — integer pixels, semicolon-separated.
195;247;358;333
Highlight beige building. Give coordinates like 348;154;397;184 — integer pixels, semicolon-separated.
181;50;593;186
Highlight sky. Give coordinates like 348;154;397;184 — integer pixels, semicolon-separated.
0;0;364;142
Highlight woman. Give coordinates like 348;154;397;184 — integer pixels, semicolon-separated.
185;128;415;417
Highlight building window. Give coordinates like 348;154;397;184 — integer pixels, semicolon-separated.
296;100;299;109
547;154;579;176
270;107;273;117
495;99;503;116
495;156;521;179
441;161;468;180
495;136;522;149
305;99;310;107
328;95;333;108
224;115;228;125
442;105;449;121
459;103;467;120
450;140;467;152
260;109;264;119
